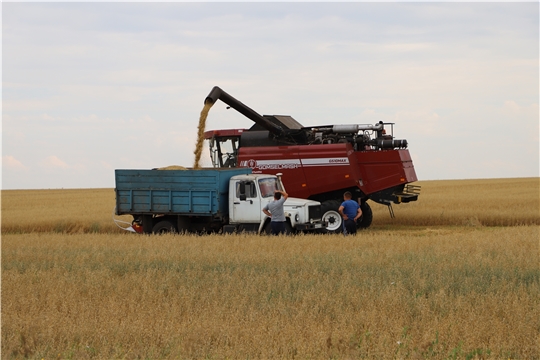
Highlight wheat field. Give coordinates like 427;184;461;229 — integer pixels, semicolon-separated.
2;177;539;359
2;178;538;235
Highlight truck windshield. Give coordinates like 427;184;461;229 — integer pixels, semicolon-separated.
258;178;279;198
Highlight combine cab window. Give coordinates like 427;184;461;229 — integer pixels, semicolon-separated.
209;136;239;168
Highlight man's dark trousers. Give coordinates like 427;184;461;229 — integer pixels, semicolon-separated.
271;221;286;235
344;218;357;235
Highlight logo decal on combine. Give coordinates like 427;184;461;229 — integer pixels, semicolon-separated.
240;158;349;169
241;159;300;170
301;158;349;166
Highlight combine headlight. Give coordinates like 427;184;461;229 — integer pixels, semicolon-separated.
295;214;299;222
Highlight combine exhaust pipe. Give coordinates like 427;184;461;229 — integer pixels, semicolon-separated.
205;86;285;137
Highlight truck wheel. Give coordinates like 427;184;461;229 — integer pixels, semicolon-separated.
357;202;373;229
284;221;293;235
152;220;177;234
321;200;343;233
263;221;272;235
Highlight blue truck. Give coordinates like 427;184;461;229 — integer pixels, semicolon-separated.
114;168;326;234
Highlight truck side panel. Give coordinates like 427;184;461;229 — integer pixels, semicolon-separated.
115;168;251;217
116;188;220;214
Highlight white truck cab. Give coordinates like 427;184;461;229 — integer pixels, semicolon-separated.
227;173;326;234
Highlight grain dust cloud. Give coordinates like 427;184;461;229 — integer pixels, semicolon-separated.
193;101;214;169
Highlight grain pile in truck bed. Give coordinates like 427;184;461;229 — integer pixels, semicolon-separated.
157;165;187;170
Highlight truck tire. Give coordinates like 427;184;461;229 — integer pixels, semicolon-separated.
321;200;343;234
357;201;373;229
152;220;177;234
284;221;293;235
263;221;272;235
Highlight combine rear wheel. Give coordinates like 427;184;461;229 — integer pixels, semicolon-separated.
356;202;373;229
152;220;177;234
321;200;343;234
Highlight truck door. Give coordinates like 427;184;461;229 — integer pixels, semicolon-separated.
231;180;261;223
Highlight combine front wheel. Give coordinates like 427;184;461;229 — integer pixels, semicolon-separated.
321;200;343;233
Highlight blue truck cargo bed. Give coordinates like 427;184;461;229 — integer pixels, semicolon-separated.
115;168;252;217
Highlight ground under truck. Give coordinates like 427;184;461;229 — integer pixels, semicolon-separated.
203;86;420;232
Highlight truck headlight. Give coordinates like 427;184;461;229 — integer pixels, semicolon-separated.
295;214;299;222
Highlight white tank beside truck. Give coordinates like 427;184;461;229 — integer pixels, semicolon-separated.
114;168;326;234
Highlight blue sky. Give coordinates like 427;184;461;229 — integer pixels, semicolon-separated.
2;2;539;189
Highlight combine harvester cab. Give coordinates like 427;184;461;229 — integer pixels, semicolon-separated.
203;86;420;232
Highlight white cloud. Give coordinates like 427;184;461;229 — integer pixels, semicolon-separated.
41;156;69;169
2;156;28;171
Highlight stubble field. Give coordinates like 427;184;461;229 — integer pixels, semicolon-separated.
2;177;539;359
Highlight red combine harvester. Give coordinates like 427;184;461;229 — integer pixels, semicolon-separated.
203;86;420;232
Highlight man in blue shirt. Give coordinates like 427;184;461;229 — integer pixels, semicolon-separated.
262;190;289;235
338;191;362;235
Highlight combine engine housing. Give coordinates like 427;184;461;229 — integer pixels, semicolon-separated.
203;86;420;231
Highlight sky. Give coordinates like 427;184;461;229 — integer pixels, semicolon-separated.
2;2;539;190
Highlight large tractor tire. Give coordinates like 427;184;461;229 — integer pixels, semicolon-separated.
357;201;373;229
152;220;177;234
321;200;343;234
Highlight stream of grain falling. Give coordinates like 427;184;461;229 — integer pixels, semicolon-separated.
193;101;214;169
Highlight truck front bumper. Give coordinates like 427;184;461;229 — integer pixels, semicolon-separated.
295;221;327;231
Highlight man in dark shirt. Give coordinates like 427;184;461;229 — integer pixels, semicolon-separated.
338;191;362;235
